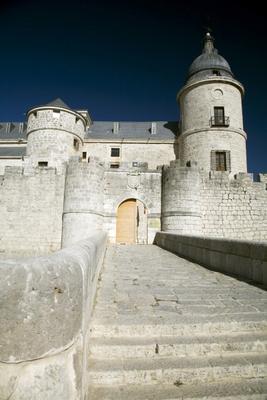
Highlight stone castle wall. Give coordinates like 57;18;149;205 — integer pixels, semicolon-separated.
179;129;247;175
84;141;177;170
0;165;66;258
162;161;202;235
27;109;85;167
201;172;267;240
162;164;267;241
179;80;244;132
62;157;105;247
178;79;247;174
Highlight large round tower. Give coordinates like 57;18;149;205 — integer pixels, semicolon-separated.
26;98;87;168
177;33;247;175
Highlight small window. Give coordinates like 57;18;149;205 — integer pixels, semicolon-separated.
213;70;221;76
110;163;120;169
38;161;48;167
214;107;225;125
82;151;87;160
211;150;231;172
53;109;60;119
73;138;79;150
33;111;37;118
111;148;120;157
215;152;226;171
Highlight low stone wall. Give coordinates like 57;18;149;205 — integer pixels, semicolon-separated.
0;231;107;400
154;232;267;285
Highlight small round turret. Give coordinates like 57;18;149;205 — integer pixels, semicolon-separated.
26;98;87;168
177;33;247;175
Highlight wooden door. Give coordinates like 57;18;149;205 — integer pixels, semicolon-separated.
116;199;136;243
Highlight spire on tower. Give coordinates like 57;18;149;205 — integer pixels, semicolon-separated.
203;32;215;54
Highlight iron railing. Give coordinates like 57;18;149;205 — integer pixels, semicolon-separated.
210;116;230;127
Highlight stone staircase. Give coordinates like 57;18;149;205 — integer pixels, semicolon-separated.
87;245;267;399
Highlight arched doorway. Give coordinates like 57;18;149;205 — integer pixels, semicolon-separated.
116;199;147;244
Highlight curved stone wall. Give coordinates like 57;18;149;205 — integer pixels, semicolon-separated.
178;79;247;174
0;231;107;399
26;108;86;167
62;158;105;247
162;161;202;234
179;129;247;175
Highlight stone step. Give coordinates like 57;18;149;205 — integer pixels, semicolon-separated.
89;332;267;359
90;314;267;338
88;353;267;386
87;377;267;400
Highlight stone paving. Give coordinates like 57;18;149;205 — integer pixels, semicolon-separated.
87;244;267;399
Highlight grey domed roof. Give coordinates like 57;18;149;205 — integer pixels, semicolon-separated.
188;33;233;79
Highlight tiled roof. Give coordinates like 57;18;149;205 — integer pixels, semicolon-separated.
0;123;27;140
44;98;71;109
85;121;178;140
0;120;178;141
0;146;26;157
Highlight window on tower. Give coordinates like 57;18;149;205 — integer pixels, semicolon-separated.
73;138;79;150
211;150;231;172
211;107;229;127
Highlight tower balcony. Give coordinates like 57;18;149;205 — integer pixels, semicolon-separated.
210;116;230;127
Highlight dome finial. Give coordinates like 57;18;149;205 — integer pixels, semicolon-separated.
203;31;215;54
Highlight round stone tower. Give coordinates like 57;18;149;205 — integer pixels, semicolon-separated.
177;33;247;175
26;98;87;168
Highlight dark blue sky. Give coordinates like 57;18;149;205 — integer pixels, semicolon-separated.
0;0;266;172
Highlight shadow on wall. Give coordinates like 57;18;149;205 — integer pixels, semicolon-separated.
163;121;180;160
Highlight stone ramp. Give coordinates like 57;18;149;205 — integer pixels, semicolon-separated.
87;245;267;399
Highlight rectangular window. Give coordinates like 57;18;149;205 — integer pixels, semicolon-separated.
215;151;227;171
110;163;120;169
111;148;120;157
73;138;79;150
211;150;231;172
214;107;225;125
38;161;48;167
82;151;87;160
53;109;60;119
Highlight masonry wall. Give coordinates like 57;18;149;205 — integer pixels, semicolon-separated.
161;164;267;241
83;141;177;169
179;129;247;175
0;158;23;175
62;157;105;247
0;165;66;258
0;232;107;400
162;161;202;235
103;166;162;243
201;172;267;240
27;109;85;167
178;79;247;174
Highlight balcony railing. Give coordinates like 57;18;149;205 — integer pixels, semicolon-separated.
210;116;230;127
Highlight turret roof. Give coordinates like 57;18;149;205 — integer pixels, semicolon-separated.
44;98;71;109
187;33;233;79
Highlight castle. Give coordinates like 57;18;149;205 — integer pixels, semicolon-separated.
1;33;267;258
